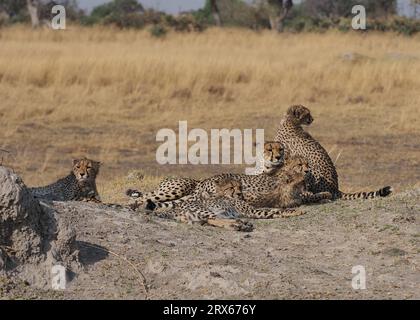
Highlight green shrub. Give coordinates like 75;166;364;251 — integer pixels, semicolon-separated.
165;14;206;32
388;17;420;36
86;0;145;28
149;24;167;38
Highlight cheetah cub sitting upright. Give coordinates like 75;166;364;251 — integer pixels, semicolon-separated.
29;157;101;202
274;104;392;200
150;178;303;232
252;155;332;209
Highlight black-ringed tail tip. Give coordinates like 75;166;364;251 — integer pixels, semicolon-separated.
380;186;393;197
126;189;142;198
341;186;393;200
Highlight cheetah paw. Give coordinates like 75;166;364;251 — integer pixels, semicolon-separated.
231;219;254;232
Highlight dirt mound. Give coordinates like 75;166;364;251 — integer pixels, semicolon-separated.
0;166;79;289
1;165;419;299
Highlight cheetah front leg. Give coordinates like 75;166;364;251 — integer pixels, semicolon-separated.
231;199;305;219
245;207;305;219
80;193;102;203
206;218;254;232
153;208;253;232
269;208;305;218
78;187;102;203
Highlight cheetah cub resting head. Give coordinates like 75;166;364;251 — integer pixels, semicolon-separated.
152;178;254;232
201;178;244;200
259;155;333;209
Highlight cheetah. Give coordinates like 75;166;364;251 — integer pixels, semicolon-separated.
253;155;333;208
143;154;331;212
126;141;285;204
246;140;285;175
274;104;392;200
29;157;101;202
150;178;303;232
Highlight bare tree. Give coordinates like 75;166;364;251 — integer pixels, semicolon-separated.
266;0;293;32
412;0;420;18
26;0;40;28
0;10;10;26
210;0;222;26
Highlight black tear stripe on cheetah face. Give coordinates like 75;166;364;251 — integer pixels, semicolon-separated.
28;157;101;202
274;104;392;200
248;141;286;175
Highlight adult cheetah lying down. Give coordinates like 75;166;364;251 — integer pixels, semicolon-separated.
126;141;285;204
274;105;393;200
141;154;331;212
149;178;304;232
29;157;101;202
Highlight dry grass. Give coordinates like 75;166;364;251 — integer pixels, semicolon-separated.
0;25;419;202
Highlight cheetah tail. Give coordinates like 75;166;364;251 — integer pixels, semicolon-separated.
339;186;393;200
145;196;192;211
126;188;142;198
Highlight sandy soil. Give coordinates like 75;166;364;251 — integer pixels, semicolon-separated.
2;189;418;300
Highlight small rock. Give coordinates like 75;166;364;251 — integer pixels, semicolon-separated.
210;271;222;278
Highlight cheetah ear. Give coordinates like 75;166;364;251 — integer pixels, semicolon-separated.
293;107;302;119
93;161;101;169
286;105;299;118
72;159;79;166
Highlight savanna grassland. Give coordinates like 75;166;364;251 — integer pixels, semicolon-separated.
0;26;419;203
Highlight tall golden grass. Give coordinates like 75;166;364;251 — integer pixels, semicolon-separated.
0;25;419;201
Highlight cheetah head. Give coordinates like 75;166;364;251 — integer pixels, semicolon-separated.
287;171;307;195
282;156;309;193
284;155;310;176
263;141;285;172
72;157;100;182
286;105;313;126
215;179;244;200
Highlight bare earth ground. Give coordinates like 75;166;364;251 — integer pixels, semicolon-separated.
2;189;418;300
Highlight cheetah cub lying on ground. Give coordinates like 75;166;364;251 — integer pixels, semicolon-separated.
274;104;393;200
29;157;101;202
150;178;304;232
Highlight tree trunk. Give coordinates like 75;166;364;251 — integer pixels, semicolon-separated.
210;0;222;27
26;0;40;28
277;0;293;32
267;0;293;32
0;10;10;26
